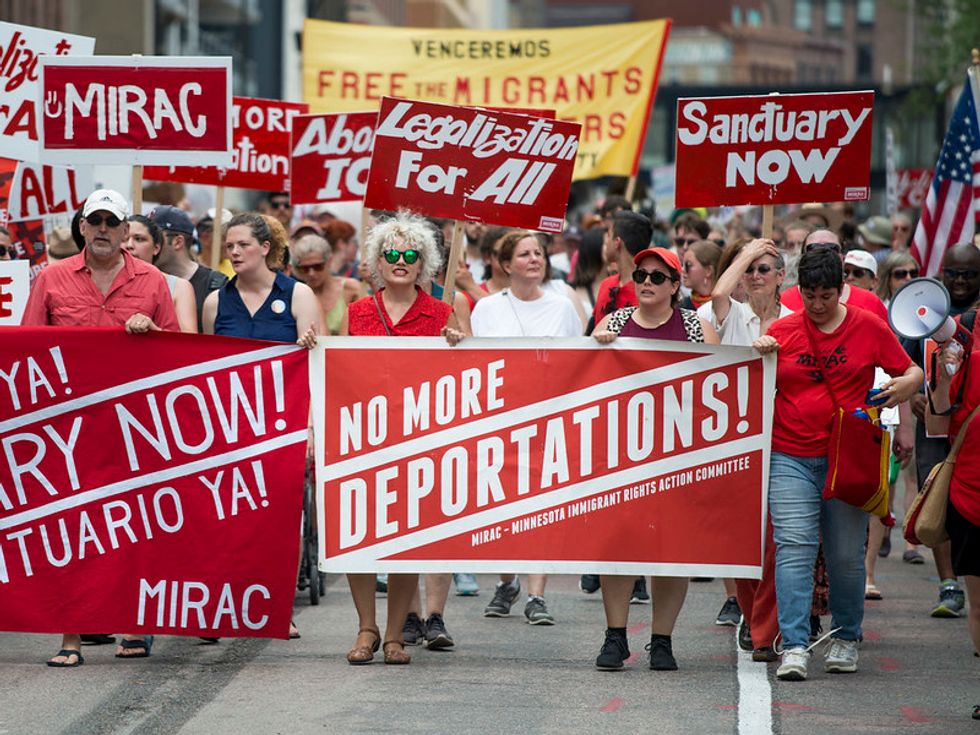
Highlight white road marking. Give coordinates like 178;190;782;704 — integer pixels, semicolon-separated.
737;632;773;735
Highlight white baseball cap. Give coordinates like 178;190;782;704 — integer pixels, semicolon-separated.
82;189;130;220
843;249;878;275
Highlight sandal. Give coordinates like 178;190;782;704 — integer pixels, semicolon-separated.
382;640;411;665
973;704;980;720
902;550;925;564
864;584;883;600
347;627;380;665
115;635;154;658
46;649;84;668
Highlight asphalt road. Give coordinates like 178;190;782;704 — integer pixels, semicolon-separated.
1;549;977;734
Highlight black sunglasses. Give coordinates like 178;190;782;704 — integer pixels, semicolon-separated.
844;266;873;279
383;248;420;265
745;264;774;275
891;268;918;279
632;269;673;285
674;237;698;247
270;200;290;210
803;242;842;254
86;213;122;228
944;267;980;280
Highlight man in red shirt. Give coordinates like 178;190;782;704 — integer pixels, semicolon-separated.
780;229;888;323
591;211;653;328
22;188;179;667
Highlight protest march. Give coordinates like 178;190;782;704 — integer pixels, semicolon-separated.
1;8;979;732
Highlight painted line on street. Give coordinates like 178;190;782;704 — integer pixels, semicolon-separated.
736;631;773;735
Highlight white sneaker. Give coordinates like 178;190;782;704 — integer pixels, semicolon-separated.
824;638;859;673
776;647;810;681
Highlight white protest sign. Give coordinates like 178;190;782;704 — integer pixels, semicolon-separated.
0;259;30;325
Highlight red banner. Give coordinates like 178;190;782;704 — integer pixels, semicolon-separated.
38;56;233;166
145;96;308;192
674;91;874;207
313;339;773;575
896;168;932;210
364;97;580;232
0;329;309;637
290;111;377;205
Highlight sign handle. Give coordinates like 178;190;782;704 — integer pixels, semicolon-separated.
624;175;637;204
210;186;225;270
761;205;774;239
358;207;372;297
132;165;143;215
442;220;465;305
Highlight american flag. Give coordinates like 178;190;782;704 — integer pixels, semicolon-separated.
911;67;980;276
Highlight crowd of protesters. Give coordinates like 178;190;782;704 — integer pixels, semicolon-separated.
12;185;980;720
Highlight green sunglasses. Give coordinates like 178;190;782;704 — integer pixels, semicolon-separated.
383;248;420;265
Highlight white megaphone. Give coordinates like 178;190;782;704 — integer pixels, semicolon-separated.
888;277;972;374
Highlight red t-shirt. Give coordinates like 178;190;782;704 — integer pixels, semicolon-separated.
592;274;637;324
946;356;980;526
767;306;912;456
781;284;888;323
347;287;453;336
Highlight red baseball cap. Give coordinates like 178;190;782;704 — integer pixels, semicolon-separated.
633;247;681;273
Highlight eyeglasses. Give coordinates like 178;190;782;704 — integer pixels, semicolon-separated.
745;264;774;275
383;248;420;265
893;225;911;232
891;268;918;279
296;262;326;273
712;238;725;247
270;200;290;210
632;269;673;285
844;266;873;279
943;267;980;280
674;237;698;247
86;213;122;228
803;242;842;254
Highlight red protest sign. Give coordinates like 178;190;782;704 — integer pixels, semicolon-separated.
365;97;581;232
0;329;309;637
38;56;233;166
0;21;96;163
290;111;377;205
897;168;932;210
674;91;874;207
145;96;308;192
313;339;773;575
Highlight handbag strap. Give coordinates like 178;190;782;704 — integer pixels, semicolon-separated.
946;401;980;461
802;316;842;407
372;293;393;337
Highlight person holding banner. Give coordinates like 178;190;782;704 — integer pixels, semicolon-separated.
23;188;181;666
340;211;466;664
123;215;197;333
590;245;719;671
752;248;921;682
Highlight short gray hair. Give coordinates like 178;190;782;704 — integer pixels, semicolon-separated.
364;211;442;287
290;234;331;267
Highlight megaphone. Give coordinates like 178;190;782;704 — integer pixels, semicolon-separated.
888;277;972;374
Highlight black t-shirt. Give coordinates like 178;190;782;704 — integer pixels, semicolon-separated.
188;265;228;332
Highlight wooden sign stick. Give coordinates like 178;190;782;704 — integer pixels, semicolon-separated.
442;220;465;304
132;165;143;215
761;204;774;239
210;185;225;270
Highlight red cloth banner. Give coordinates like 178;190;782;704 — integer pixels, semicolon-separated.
38;56;233;166
674;91;874;207
290;111;378;205
896;168;932;211
364;97;580;232
0;329;309;637
145;96;309;192
313;338;774;575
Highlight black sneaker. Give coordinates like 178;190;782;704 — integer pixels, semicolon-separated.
402;612;425;646
752;647;779;662
423;613;454;649
630;577;650;604
809;614;823;642
483;579;521;617
737;619;752;652
715;596;741;626
646;635;678;671
595;629;630;670
579;574;600;594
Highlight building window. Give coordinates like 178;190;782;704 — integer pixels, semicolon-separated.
747;8;761;26
732;5;742;25
794;0;812;31
856;43;873;79
825;0;843;28
857;0;875;25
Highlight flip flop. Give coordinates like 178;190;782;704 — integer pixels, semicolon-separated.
115;635;154;658
47;649;84;668
864;584;883;600
289;621;301;640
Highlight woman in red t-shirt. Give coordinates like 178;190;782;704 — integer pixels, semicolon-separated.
927;343;980;722
752;249;921;682
340;213;465;665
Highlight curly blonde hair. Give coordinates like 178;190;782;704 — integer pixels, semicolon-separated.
364;210;442;288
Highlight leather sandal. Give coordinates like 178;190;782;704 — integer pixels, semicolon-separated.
346;627;380;665
382;639;411;665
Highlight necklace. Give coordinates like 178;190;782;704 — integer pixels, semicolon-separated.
503;289;527;336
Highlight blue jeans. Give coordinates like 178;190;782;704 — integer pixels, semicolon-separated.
769;452;869;649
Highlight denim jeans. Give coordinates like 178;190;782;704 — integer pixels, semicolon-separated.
769;452;869;649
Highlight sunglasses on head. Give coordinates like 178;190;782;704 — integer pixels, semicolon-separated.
803;242;842;254
296;262;326;273
891;268;918;279
632;268;673;285
745;263;774;275
844;266;872;279
383;248;420;265
674;237;698;247
944;267;980;280
86;213;122;228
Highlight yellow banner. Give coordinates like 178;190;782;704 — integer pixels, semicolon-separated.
302;19;671;180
